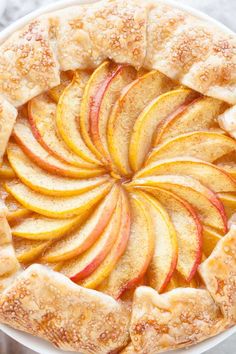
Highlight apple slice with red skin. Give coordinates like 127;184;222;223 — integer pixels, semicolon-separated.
13;119;105;178
107;70;175;176
59;190;122;282
80;189;131;289
147;131;236;166
154;96;228;145
218;192;236;218
28;94;96;168
137;191;178;292
129;88;198;172
89;64;136;163
136;157;236;193
130;175;227;232
98;192;155;299
7;142;109;197
56;71;102;165
80;61;112;162
41;184;120;262
135;187;203;282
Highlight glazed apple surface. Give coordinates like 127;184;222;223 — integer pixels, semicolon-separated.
1;61;236;299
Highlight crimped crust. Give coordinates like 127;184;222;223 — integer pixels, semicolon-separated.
0;0;235;353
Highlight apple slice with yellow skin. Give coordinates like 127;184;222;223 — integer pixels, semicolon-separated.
5;180;113;218
7;142;109;197
60;191;122;282
130;175;227;232
107;70;175;176
165;271;199;292
215;151;236;179
218;192;236;218
0;159;15;179
13;237;50;263
129;88;197;171
154;97;228;145
56;71;102;165
42;184;120;262
136;157;236;193
28;94;96;169
147;131;236;165
89;65;136;163
80;189;131;289
13;119;105;178
80;61;112;162
202;226;222;257
98;192;155;299
48;71;73;102
0;184;31;223
136;191;178;292
136;187;202;282
12;213;86;241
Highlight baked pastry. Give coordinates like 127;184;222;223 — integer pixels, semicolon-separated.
0;0;235;353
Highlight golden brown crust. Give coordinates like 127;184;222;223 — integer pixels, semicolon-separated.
129;286;230;353
0;96;17;165
0;0;235;352
145;1;236;104
0;201;20;291
199;227;236;323
0;18;60;107
0;264;130;354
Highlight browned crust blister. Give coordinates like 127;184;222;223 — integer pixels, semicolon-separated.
0;0;235;353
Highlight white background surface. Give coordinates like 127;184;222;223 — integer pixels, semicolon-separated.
0;0;235;353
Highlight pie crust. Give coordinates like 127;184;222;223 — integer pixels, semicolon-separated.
0;1;235;353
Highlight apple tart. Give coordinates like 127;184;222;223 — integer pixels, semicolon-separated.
0;0;235;353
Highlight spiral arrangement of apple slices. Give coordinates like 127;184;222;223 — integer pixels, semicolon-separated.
1;61;236;299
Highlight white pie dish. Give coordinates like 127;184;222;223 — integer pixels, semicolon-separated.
0;0;235;353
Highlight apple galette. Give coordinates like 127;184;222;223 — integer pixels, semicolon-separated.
0;0;235;353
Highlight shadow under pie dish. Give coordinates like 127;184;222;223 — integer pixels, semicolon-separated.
0;0;236;353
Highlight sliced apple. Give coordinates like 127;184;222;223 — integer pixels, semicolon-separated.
107;70;175;176
154;97;228;145
0;159;15;179
165;271;199;291
147;131;236;165
12;213;86;240
0;184;31;223
80;61;112;162
7;208;31;223
28;94;96;168
99;192;155;299
5;180;113;218
129;88;196;171
138;187;202;281
7;142;109;196
13;119;105;178
59;191;122;282
80;189;131;289
203;226;222;257
218;192;236;218
131;175;227;232
137;191;178;292
89;65;136;162
13;237;50;263
136;157;236;192
42;184;120;262
215;151;236;179
48;71;73;102
56;71;102;165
